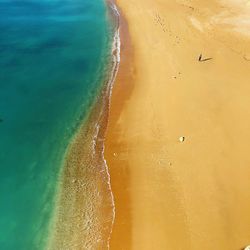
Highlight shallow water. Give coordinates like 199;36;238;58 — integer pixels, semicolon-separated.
0;0;112;249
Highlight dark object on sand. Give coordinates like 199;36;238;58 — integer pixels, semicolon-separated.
198;54;213;62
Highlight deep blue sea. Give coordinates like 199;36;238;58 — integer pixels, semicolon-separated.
0;0;112;249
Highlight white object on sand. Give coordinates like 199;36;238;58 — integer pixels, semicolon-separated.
244;246;250;250
179;136;185;142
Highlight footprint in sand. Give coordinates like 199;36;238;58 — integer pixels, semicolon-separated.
243;54;250;61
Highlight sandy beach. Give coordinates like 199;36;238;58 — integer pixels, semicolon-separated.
105;0;250;249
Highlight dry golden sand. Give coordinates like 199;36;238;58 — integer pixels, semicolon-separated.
105;0;250;249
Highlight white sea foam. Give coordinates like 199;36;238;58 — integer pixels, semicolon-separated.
46;2;121;249
88;10;121;244
99;2;121;249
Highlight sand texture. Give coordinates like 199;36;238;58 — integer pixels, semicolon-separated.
105;0;250;249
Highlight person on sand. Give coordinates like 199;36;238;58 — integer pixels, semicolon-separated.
198;54;213;62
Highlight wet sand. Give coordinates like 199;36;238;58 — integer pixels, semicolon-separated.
105;0;250;249
47;90;114;250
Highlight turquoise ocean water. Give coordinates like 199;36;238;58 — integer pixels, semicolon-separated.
0;0;113;249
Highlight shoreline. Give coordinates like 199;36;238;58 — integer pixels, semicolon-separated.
47;2;121;248
104;2;135;248
105;0;250;249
